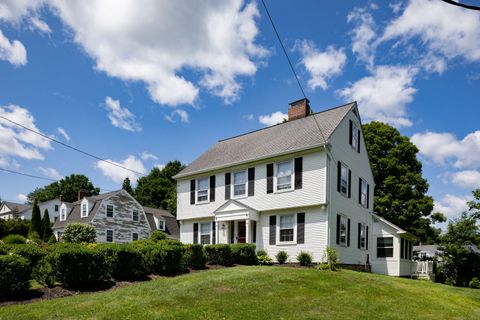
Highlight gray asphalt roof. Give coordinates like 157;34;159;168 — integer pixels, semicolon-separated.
1;201;32;213
144;207;180;239
174;102;355;178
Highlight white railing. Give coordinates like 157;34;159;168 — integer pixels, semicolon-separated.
413;261;433;274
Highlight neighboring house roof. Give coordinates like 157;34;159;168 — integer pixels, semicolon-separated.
413;245;439;252
174;102;356;179
0;201;32;215
143;206;180;239
52;190;119;229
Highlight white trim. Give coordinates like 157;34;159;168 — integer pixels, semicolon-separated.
199;222;212;245
60;204;67;221
276;213;297;245
232;169;248;199
275;159;294;193
196;177;209;204
80;199;89;218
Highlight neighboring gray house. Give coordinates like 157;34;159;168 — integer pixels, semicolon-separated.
52;189;179;242
0;199;64;222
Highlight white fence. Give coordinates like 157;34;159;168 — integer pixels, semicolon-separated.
413;261;433;275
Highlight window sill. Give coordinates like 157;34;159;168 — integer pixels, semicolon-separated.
274;187;294;194
277;242;297;246
195;201;210;206
232;195;247;200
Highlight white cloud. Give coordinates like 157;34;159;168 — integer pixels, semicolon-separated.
0;156;20;169
449;170;480;190
29;16;50;34
0;29;27;66
243;114;254;121
259;111;287;127
165;109;189;123
95;155;146;184
411;131;480;169
296;40;346;90
16;193;27;203
381;0;480;73
38;166;63;180
337;65;417;127
347;7;376;68
0;0;45;23
154;163;165;170
104;96;141;132
0;104;52;161
434;194;471;219
56;127;70;141
141;152;158;161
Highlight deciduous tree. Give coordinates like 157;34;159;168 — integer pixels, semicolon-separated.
27;174;100;203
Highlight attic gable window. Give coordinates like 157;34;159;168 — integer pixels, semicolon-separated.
81;203;88;218
277;160;293;191
60;207;66;221
132;210;139;222
106;204;114;217
233;170;247;197
197;178;209;203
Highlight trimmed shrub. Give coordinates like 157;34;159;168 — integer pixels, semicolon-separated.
0;244;9;255
47;235;57;245
37;244;106;289
204;244;233;266
27;231;42;243
0;219;30;238
256;249;267;256
276;250;288;264
129;241;184;275
62;223;96;243
8;244;48;271
97;244;146;280
469;277;480;289
0;254;31;294
183;244;206;269
2;234;26;244
150;231;167;242
231;244;257;265
257;254;273;266
32;259;55;288
297;251;313;266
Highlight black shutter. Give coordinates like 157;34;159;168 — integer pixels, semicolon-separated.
358;223;361;249
294;157;303;189
212;221;216;244
367;184;370;209
230;221;235;244
225;173;231;200
358;178;362;205
366;226;369;250
193;223;198;244
210;176;216;202
347;218;351;247
248;168;255;196
267;163;274;194
190;180;196;205
253;221;256;243
337;162;341;192
297;212;305;244
348;170;352;198
336;214;341;245
269;215;276;245
357;129;361;153
349;120;353;146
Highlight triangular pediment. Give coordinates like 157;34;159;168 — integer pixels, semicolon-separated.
214;200;257;214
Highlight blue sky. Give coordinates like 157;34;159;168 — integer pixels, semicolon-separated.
0;0;479;223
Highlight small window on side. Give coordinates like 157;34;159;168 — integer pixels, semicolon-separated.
377;237;394;258
132;210;139;222
200;223;211;245
279;214;295;242
132;232;139;241
106;205;114;217
106;230;114;242
339;216;347;246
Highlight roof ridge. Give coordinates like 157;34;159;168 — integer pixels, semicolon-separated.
218;101;355;143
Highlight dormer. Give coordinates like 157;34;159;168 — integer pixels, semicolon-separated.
80;198;89;218
59;203;68;221
154;216;166;231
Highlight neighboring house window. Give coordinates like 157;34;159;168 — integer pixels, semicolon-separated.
55;205;59;212
279;214;295;242
339;215;347;246
359;224;366;250
81;203;88;217
106;205;114;217
277;160;293;191
60;208;66;221
132;232;139;241
360;178;367;207
233;171;247;197
377;237;394;258
340;164;348;195
106;230;114;242
132;210;139;222
197;178;209;203
158;220;165;231
200;223;211;245
351;122;359;150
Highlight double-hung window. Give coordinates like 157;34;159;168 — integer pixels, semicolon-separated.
339;215;347;246
60;208;66;221
81;203;87;217
377;237;394;258
277;160;293;191
106;204;114;217
360;178;367;207
279;214;295;242
132;232;139;241
197;178;209;203
340;164;348;195
106;230;114;242
158;220;165;231
200;223;211;245
132;210;139;222
233;171;246;197
359;224;366;249
55;205;59;212
351;122;359;150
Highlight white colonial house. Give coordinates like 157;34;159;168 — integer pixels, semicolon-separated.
0;198;64;222
175;98;415;276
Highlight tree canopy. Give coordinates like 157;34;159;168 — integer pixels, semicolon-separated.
122;177;133;195
27;174;100;203
362;121;439;243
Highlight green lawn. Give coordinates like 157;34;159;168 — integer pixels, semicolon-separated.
1;266;479;319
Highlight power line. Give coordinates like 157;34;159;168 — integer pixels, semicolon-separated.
0;115;146;176
440;0;480;11
260;0;307;99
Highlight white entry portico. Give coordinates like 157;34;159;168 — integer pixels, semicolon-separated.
214;200;259;244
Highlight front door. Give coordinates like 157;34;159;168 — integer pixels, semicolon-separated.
237;221;246;243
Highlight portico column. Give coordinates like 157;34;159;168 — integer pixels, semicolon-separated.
215;221;219;244
245;219;250;243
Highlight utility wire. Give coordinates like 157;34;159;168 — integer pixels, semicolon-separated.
440;0;480;11
0;115;146;176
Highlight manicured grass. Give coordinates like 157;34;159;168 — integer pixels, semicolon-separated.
1;266;479;319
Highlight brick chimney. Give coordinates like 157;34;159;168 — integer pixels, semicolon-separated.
288;98;310;121
77;190;90;201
